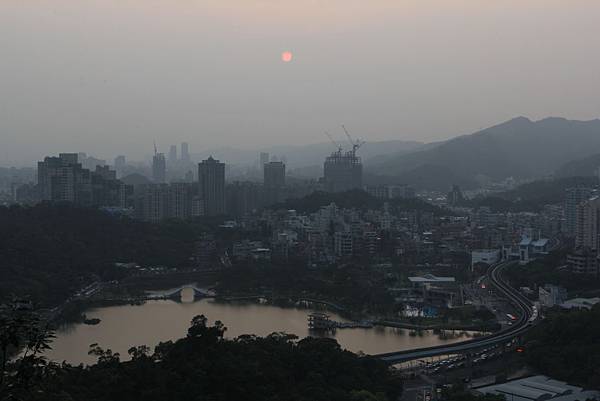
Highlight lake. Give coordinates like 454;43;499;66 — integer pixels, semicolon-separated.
46;288;478;365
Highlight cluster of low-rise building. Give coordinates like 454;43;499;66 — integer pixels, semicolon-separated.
202;197;563;273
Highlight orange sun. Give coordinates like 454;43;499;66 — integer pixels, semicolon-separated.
281;51;293;63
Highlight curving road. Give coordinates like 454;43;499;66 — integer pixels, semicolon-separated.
374;261;537;364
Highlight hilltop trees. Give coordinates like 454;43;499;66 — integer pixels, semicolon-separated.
524;305;600;388
1;315;403;401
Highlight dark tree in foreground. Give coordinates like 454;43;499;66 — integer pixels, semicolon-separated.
0;300;56;400
1;315;403;401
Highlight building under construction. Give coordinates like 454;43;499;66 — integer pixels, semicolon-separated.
323;126;364;193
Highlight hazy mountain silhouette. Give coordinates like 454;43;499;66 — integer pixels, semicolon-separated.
555;153;600;178
368;117;600;190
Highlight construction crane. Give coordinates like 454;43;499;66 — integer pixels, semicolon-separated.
325;131;342;153
341;125;365;155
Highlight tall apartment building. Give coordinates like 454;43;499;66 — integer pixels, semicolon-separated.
135;183;198;222
37;153;92;204
38;155;75;202
168;145;177;164
576;196;600;251
114;155;126;177
259;152;270;166
152;153;166;183
91;166;131;208
136;184;170;223
38;154;127;207
264;161;285;205
181;142;190;163
94;165;117;181
169;183;194;220
59;153;78;165
198;156;225;216
565;187;594;236
323;148;362;192
264;161;285;188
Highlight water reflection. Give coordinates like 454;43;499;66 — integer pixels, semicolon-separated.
180;287;195;303
46;295;478;365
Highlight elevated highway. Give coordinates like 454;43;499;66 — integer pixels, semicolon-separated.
374;261;538;364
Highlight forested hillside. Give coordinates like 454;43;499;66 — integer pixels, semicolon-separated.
0;204;199;305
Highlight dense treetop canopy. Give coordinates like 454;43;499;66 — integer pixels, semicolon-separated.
2;315;403;401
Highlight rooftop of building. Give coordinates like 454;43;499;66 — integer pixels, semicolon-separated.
475;375;600;401
520;237;532;246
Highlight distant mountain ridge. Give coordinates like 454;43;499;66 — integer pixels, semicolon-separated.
367;117;600;190
192;139;424;169
555;154;600;178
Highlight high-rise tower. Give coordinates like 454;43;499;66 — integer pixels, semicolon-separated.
565;187;594;237
152;145;167;183
260;152;270;166
168;145;177;164
264;161;286;205
114;155;126;177
198;156;225;216
322;126;364;193
181;142;190;163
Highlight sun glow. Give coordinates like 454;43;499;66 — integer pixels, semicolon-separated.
281;51;293;63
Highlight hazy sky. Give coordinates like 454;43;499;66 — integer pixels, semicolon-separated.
1;0;599;165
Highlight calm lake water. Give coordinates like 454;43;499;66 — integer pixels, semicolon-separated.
46;288;477;365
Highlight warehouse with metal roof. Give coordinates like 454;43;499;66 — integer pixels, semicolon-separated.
475;375;599;401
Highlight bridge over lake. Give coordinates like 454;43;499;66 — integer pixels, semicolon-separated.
147;285;215;301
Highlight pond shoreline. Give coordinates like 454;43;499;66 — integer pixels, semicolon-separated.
45;295;485;365
54;284;498;334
